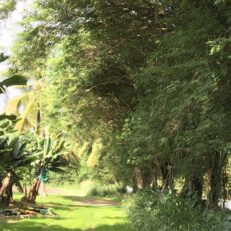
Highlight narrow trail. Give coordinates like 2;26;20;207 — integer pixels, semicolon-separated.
43;187;120;207
73;197;120;207
44;187;122;230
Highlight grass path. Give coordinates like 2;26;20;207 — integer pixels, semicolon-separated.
0;192;132;231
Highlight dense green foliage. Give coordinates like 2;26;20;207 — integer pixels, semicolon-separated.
0;117;27;189
0;116;72;204
0;0;16;20
12;0;231;204
1;0;231;229
126;190;231;231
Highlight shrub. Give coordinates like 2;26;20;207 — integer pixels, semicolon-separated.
125;190;231;231
86;183;120;197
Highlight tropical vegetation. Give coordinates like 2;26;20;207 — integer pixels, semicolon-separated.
0;0;230;230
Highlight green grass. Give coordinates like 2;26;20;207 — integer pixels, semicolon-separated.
0;189;132;231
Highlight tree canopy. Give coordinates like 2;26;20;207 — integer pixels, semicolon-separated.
1;0;230;209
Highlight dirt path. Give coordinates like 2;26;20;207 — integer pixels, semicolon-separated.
43;187;120;207
43;187;66;195
72;197;120;207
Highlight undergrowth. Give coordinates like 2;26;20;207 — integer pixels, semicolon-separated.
125;190;231;231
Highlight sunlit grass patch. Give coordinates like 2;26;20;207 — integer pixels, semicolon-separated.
1;187;131;231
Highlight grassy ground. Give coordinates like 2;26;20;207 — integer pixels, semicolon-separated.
0;184;132;231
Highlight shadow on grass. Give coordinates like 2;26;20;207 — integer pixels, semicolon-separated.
1;221;78;231
92;224;132;231
42;202;114;211
60;196;120;206
58;196;120;207
1;221;132;231
43;202;80;210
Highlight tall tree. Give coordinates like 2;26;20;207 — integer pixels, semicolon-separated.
10;0;231;207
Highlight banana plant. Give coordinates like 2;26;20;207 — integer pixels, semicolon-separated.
4;81;41;133
0;54;28;206
0;118;29;206
0;75;27;94
26;135;69;203
0;53;27;94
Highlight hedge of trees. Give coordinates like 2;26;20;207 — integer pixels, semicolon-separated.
1;0;231;209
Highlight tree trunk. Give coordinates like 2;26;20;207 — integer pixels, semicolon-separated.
135;166;152;190
0;173;13;206
135;167;144;190
181;176;203;200
207;152;223;208
26;178;41;203
23;184;28;197
151;173;158;190
5;181;13;205
191;176;203;199
142;167;152;189
160;161;173;191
